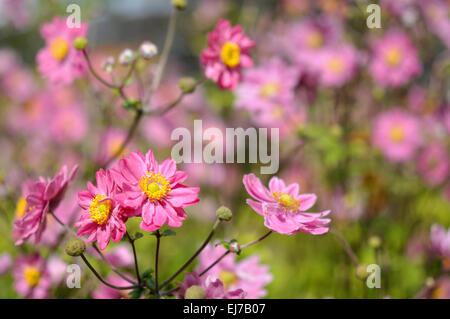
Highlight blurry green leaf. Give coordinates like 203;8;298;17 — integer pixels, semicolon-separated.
162;229;176;237
134;232;143;240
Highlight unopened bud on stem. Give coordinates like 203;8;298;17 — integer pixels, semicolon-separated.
216;206;232;222
172;0;187;10
73;37;88;50
185;285;205;299
65;238;86;257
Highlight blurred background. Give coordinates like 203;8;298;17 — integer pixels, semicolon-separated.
0;0;449;299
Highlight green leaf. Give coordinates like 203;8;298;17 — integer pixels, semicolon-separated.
134;232;144;240
141;269;153;279
130;287;143;299
215;240;230;250
162;229;176;237
122;99;141;110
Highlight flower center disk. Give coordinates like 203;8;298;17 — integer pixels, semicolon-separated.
273;191;300;213
50;37;69;61
89;194;112;225
219;270;239;291
24;266;41;287
221;41;241;68
139;172;172;202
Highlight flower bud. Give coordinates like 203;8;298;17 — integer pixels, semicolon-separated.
216;206;232;222
102;56;115;73
172;0;187;10
139;41;158;60
73;37;88;50
178;77;197;94
118;49;135;66
185;285;205;299
65;238;86;257
368;236;381;249
229;241;241;253
355;264;369;281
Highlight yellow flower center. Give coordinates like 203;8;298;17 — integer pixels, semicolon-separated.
273;191;300;213
219;270;239;291
24;266;41;287
16;197;28;219
138;172;171;202
89;194;112;225
327;57;344;73
260;82;280;99
220;42;241;68
389;125;405;143
50;37;69;61
385;47;403;67
306;31;324;49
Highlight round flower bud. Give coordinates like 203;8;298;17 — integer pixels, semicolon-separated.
65;238;86;257
139;41;158;60
172;0;187;10
118;49;135;66
355;264;369;281
368;236;381;249
178;77;197;94
216;206;232;222
229;241;241;253
73;37;88;50
185;285;206;299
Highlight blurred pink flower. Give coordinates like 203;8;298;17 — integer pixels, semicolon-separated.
197;244;272;298
92;275;133;299
36;17;88;86
46;255;67;285
176;272;246;299
1;66;36;103
201;19;255;90
49;104;88;144
0;253;12;276
14;165;78;245
430;224;450;259
369;30;422;87
421;0;450;49
417;143;449;186
316;44;360;87
13;254;51;299
243;174;331;235
95;128;134;166
111;150;200;232
372;108;422;162
2;0;31;29
0;49;19;75
76;169;128;250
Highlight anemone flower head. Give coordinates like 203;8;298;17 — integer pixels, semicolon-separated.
13;254;51;299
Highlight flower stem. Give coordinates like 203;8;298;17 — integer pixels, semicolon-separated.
126;231;142;285
154;229;162;298
330;228;359;266
160;219;221;289
240;230;273;249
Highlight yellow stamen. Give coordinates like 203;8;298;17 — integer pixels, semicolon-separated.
220;42;241;68
260;82;280;99
273;191;300;213
389;125;405;143
327;57;344;73
89;194;112;225
139;172;171;202
385;48;402;67
219;270;238;291
306;31;324;49
24;266;41;287
50;37;69;61
16;197;27;219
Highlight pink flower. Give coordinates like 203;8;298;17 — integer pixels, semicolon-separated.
369;30;422;87
95;128;134;166
417;143;450;186
197;244;272;298
243;174;331;235
92;275;133;299
75;169;128;250
372;108;422;162
316;44;360;87
176;272;246;299
36;17;88;86
430;224;450;259
0;253;12;276
111;150;200;232
201;19;255;90
235;57;299;112
13;165;78;245
13;254;51;299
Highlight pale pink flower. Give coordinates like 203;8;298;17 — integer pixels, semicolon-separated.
75;169;128;250
417;143;450;186
46;256;67;285
36;17;88;86
176;272;246;299
431;224;450;259
369;30;422;87
2;0;31;29
0;253;12;276
201;19;255;90
14;165;78;245
13;254;51;299
95;128;134;166
421;0;450;49
372;108;422;162
111;150;200;232
197;244;272;298
243;174;331;235
1;66;36;103
92;275;133;299
49;104;87;144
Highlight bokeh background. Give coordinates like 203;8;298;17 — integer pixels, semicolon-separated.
0;0;450;299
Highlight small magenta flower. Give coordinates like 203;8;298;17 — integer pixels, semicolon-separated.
430;224;450;259
417;143;449;186
369;30;422;87
201;19;255;90
0;253;12;276
13;165;78;245
372;108;422;162
197;243;272;298
13;254;51;299
75;169;128;250
176;272;246;299
243;174;331;235
36;17;88;86
111;150;200;232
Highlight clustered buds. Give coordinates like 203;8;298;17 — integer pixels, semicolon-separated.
118;48;135;66
139;41;158;60
65;238;86;257
216;205;232;222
